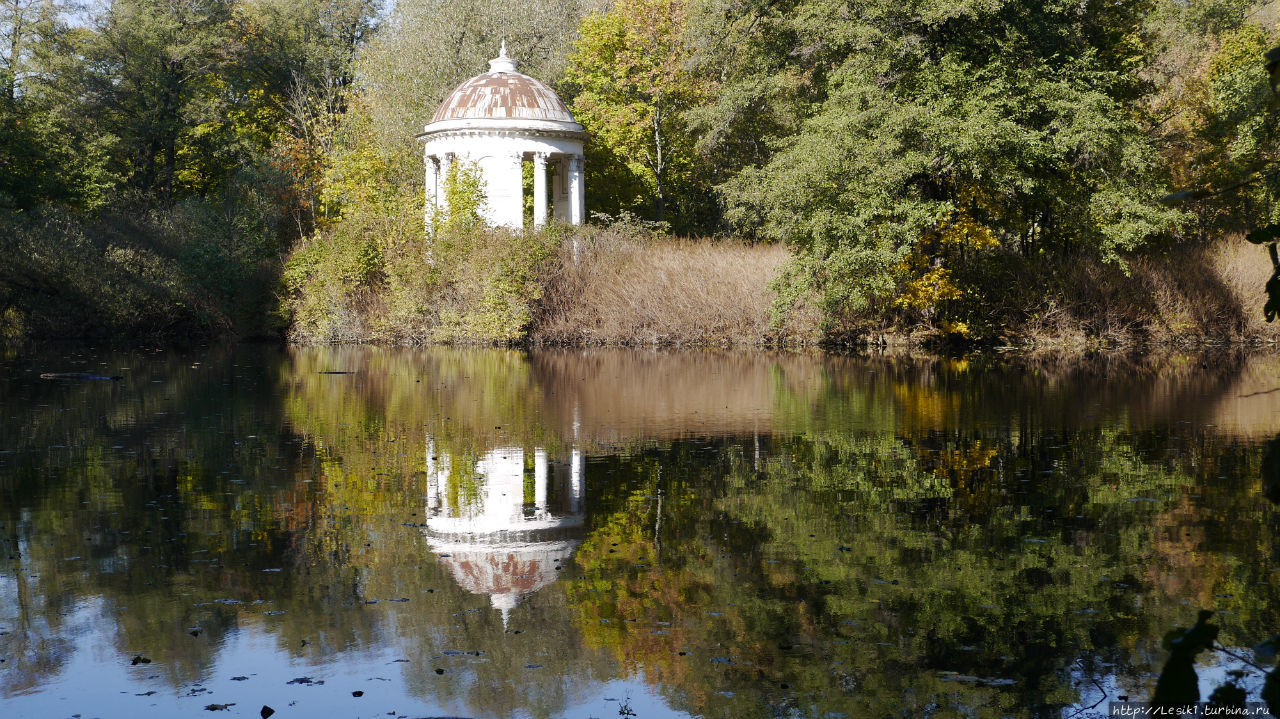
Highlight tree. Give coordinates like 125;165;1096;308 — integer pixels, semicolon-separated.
0;0;113;210
233;0;382;233
710;0;1185;330
563;0;710;229
84;0;238;201
0;0;58;101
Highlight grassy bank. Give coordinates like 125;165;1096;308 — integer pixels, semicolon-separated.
278;216;1280;350
868;236;1280;351
0;199;286;344
4;205;1274;351
281;219;821;347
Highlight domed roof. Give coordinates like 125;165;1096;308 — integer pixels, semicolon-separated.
430;44;577;125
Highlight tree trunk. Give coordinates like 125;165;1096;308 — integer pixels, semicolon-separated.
652;103;665;222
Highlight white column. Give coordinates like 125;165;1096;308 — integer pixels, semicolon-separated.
577;156;586;223
424;152;438;229
568;155;585;225
570;448;583;514
439;153;454;217
534;449;548;510
437;452;452;514
426;436;439;511
532;153;548;228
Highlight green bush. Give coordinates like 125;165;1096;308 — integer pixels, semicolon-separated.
0;164;289;342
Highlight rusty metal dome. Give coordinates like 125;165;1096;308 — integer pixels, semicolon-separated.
430;44;577;125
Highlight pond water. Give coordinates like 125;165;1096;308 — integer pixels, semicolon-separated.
2;345;1280;719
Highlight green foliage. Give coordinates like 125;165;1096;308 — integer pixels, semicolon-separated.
284;154;561;344
713;0;1186;332
2;0;1278;344
431;227;561;343
1178;23;1280;233
0;3;114;210
0;207;223;339
0;0;382;341
563;0;713;231
432;161;487;235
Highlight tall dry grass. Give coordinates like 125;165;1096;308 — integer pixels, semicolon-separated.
282;215;1276;349
975;236;1280;350
532;224;821;346
1207;236;1280;343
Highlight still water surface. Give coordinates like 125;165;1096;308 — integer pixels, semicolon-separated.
3;346;1280;718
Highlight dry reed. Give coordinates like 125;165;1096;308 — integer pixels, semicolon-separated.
1000;236;1280;350
532;225;821;346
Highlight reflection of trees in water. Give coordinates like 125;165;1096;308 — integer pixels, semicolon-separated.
1;345;1277;716
565;425;1280;718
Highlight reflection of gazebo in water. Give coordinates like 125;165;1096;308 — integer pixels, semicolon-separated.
424;441;585;626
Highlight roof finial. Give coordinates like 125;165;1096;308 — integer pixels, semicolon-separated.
487;33;518;74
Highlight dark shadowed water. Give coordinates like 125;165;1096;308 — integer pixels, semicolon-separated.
2;345;1280;719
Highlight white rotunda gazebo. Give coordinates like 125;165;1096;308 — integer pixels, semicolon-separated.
417;44;587;230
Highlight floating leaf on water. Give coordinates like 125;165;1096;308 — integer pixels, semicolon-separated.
352;691;363;697
230;676;248;681
204;704;235;711
434;668;445;675
131;655;151;665
260;706;275;719
136;691;156;696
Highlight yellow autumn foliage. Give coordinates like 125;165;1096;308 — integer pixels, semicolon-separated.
893;265;964;309
892;209;1000;325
